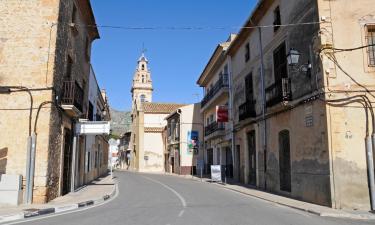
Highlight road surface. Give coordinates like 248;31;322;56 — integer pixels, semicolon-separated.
14;171;374;225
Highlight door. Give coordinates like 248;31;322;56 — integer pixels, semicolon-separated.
62;128;72;195
279;130;291;192
247;130;256;185
225;147;233;178
206;148;213;174
236;145;241;181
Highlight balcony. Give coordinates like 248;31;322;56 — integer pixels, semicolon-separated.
61;80;84;117
239;100;256;121
265;78;291;107
205;121;225;137
201;75;229;109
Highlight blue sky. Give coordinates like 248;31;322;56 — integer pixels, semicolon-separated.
91;0;256;111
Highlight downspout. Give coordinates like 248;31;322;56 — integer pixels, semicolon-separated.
177;109;182;175
258;27;267;189
228;55;237;180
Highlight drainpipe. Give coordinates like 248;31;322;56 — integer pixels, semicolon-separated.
176;109;182;175
258;27;267;189
367;135;375;210
228;55;236;181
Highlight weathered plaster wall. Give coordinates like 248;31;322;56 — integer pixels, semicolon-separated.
317;0;375;210
143;132;164;172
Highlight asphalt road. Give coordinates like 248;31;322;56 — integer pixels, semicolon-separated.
15;171;374;225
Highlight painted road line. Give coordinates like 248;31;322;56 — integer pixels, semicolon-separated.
142;175;187;208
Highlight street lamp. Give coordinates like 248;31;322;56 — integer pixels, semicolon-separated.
286;49;301;66
287;49;312;75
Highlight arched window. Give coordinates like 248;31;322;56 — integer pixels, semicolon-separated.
141;64;145;70
140;94;146;103
142;75;145;83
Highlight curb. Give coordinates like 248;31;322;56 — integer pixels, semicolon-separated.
213;183;375;220
0;183;117;224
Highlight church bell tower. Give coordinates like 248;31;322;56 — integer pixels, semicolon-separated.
131;53;153;110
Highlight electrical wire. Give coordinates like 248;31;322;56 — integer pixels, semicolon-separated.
74;21;324;31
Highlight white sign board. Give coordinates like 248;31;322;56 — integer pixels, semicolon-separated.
211;165;222;182
76;121;110;135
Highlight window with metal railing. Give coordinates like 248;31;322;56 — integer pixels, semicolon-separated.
367;25;375;66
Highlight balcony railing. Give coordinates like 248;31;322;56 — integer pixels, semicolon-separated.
61;80;84;112
205;121;225;137
239;100;256;121
265;78;291;107
201;75;229;108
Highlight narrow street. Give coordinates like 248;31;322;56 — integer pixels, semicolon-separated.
16;172;373;225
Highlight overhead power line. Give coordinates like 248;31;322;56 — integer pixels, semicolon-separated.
75;21;325;31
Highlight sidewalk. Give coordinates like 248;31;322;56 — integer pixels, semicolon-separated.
168;173;375;220
0;174;117;223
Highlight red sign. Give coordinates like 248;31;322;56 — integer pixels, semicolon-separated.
216;105;229;122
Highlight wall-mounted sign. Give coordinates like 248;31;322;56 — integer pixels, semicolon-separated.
187;131;199;154
216;105;229;122
76;121;110;135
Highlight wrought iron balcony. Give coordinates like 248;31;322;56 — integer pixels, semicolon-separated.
201;75;229;108
61;80;84;116
204;121;225;137
239;100;256;121
265;78;291;107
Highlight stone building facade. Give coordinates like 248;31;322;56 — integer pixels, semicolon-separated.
0;0;100;203
164;104;203;175
223;0;375;210
197;35;238;179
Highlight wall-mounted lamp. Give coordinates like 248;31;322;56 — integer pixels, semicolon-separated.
287;49;311;75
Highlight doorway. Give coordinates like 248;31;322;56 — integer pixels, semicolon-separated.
279;130;291;192
206;148;213;174
247;130;256;185
62;128;72;195
235;145;241;181
225;147;233;178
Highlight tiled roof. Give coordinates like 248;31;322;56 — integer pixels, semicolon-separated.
142;102;186;114
144;127;164;133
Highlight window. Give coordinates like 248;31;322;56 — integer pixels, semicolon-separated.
72;5;77;23
71;5;78;35
95;151;98;168
87;152;91;172
209;114;214;124
142;75;145;83
88;102;94;121
224;64;229;75
273;42;288;82
140;94;146;103
245;73;254;101
367;25;375;66
66;56;73;80
142;64;145;70
273;6;281;32
245;43;250;62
